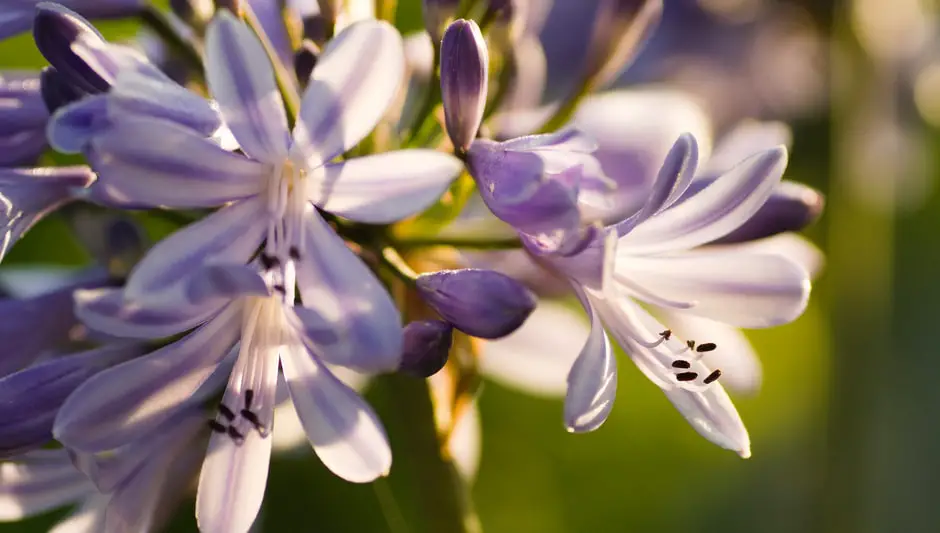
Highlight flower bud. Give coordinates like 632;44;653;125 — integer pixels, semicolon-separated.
422;0;460;43
39;67;85;113
440;19;488;154
709;181;825;245
399;320;453;378
33;3;111;93
416;268;537;339
294;39;320;84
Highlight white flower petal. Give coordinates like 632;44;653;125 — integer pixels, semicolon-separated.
196;428;272;533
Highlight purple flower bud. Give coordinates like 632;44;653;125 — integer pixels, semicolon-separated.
422;0;460;42
440;19;488;153
399;320;453;378
294;39;320;84
416;268;537;339
33;3;111;93
707;181;825;245
40;66;85;112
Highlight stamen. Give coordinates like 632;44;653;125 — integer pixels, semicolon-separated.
273;284;286;294
659;330;672;340
671;360;691;369
227;426;245;443
218;404;236;421
686;340;696;350
696;343;716;353
289;246;301;260
260;253;279;270
244;389;254;411
241;409;265;434
207;420;227;433
703;370;721;384
675;371;698;382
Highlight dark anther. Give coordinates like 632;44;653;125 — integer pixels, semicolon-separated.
227;426;245;443
260;253;279;270
241;409;264;432
686;340;696;350
274;284;286;294
289;246;301;260
676;371;698;382
244;389;254;410
696;343;717;353
703;370;722;384
207;420;227;433
659;329;672;340
218;404;236;421
671;360;691;369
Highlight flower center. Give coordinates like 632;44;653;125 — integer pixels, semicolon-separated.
262;158;310;263
655;329;722;387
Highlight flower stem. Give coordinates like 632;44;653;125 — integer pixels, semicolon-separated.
139;5;204;80
243;3;301;126
379;244;419;283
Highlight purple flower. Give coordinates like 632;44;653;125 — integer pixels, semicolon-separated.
400;320;453;378
58;260;399;532
0;0;144;41
440;19;488;153
0;166;96;262
88;12;462;296
416;268;537;339
0;72;49;166
466;129;610;253
524;144;810;456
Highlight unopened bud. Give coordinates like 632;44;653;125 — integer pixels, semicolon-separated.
33;3;111;93
422;0;460;43
399;320;453;378
416;269;536;339
39;67;84;113
711;181;825;244
440;19;488;154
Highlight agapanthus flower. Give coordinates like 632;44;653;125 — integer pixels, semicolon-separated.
88;11;461;298
0;0;144;40
60;258;399;532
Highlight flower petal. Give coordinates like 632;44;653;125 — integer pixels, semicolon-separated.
109;70;221;137
123;198;267;306
87;117;265;208
311;150;462;223
480;300;590;397
699;121;792;180
54;307;240;453
619;147;788;254
196;425;272;533
205;10;289;162
49;495;107;533
0;344;140;457
447;401;481;482
619;252;810;328
280;345;392;482
292;20;405;166
0;451;91;520
663;382;751;458
74;286;225;339
564;287;617;433
0;284;82;377
294;206;402;372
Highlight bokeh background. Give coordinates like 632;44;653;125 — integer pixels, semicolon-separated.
4;0;940;531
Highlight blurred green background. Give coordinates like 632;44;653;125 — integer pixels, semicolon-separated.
6;0;940;531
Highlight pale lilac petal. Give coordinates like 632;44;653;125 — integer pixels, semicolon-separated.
280;345;392;482
663;382;751;458
618;252;810;328
614;133;698;234
311;151;462;223
0;283;83;376
74;287;225;339
184;263;271;306
658;311;762;396
700;121;792;179
724;234;825;280
205;11;289;162
196;426;272;533
0;451;92;519
87;117;265;208
619;147;788;254
564;287;616;433
54;307;240;452
46;95;110;154
49;494;108;533
292;20;405;167
108;70;221;136
294;206;402;372
480;300;590;397
124;198;267;306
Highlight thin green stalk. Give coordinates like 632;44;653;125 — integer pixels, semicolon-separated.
379;244;419;283
139;6;204;79
243;3;301;126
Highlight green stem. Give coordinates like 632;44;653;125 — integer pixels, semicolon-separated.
243;3;301;126
379;244;419;283
139;6;204;79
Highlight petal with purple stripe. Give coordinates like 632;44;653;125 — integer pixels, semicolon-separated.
74;286;227;339
564;287;617;433
311;150;462;223
0;450;92;520
196;425;271;533
205;10;289;162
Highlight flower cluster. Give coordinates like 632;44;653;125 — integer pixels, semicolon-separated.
0;1;824;532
